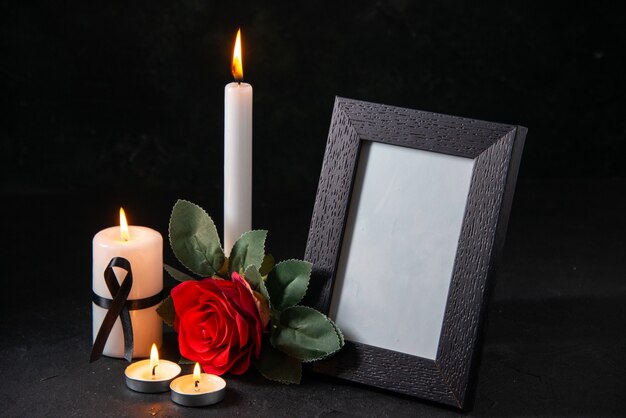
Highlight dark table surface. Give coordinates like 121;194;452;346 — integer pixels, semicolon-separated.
1;178;625;417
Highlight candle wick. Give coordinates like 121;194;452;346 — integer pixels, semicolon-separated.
194;380;200;391
152;364;158;377
237;81;241;85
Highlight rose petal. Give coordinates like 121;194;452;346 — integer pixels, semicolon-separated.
252;290;270;329
171;281;202;316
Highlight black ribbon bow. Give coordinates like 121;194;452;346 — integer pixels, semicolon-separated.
90;257;162;363
90;257;134;362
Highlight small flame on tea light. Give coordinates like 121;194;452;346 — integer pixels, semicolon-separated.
150;343;159;378
193;362;201;391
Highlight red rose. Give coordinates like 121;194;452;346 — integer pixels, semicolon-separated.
171;273;264;375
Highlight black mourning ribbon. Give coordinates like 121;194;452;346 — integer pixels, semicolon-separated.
90;257;162;363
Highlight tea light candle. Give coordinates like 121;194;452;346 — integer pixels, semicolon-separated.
92;208;163;358
125;344;181;393
170;363;226;407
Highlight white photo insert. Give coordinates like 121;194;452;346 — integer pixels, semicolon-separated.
329;141;475;360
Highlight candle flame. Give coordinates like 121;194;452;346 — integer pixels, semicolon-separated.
193;362;201;390
231;28;243;81
150;343;159;377
119;207;130;241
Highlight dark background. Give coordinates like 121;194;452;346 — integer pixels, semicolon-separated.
1;1;625;416
4;1;625;194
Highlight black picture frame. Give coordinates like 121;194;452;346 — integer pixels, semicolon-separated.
304;97;526;410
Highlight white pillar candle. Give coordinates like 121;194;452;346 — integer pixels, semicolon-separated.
92;208;163;358
224;28;252;254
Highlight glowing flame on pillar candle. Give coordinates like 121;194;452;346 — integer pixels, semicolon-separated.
193;362;201;391
119;207;130;241
231;28;244;81
150;343;159;377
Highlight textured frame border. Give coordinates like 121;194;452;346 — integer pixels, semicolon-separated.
304;97;526;410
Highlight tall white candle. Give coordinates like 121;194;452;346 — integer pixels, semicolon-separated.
224;28;252;254
92;208;163;358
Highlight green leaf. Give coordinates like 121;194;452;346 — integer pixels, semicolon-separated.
332;320;345;347
259;253;275;277
255;342;302;384
156;295;176;328
266;260;312;311
229;230;267;276
164;263;196;282
169;199;225;276
271;306;342;362
178;356;195;365
244;265;270;303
